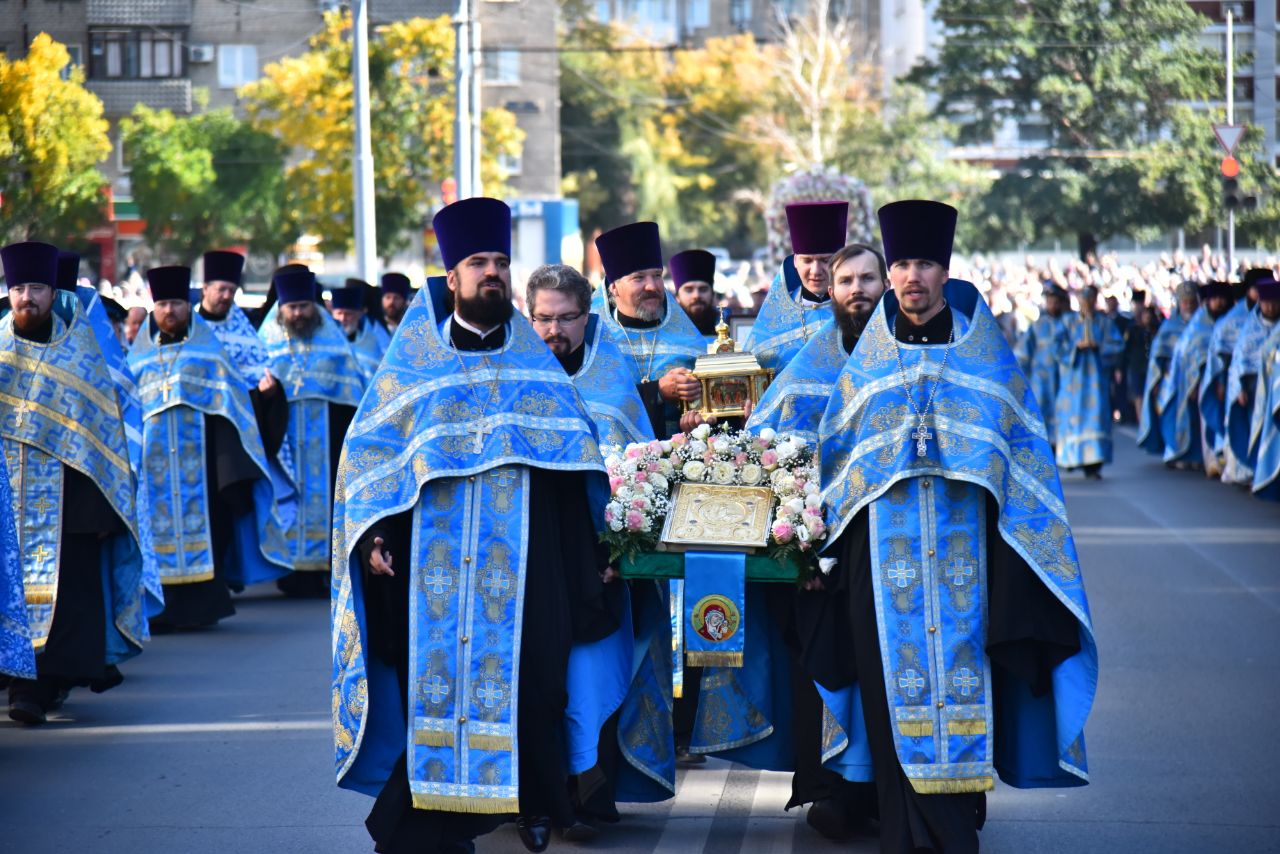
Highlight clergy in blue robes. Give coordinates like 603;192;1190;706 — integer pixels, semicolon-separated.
1053;286;1124;479
746;201;850;372
1249;296;1280;501
591;222;705;438
1015;285;1071;442
1225;277;1280;484
2;241;149;724
806;202;1096;854
197;251;275;387
332;198;625;854
0;443;34;680
1199;282;1249;477
1136;282;1198;457
669;249;720;342
1159;283;1233;470
380;272;414;337
129;266;292;630
331;279;391;383
260;267;365;595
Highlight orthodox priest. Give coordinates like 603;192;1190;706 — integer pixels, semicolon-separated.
1137;282;1198;457
748;243;887;443
331;280;391;382
260;267;364;594
1015;285;1071;441
669;249;720;340
128;266;291;630
1053;286;1124;479
1226;277;1280;484
591;222;705;438
1159;283;1231;470
807;202;1096;854
1249;316;1280;501
381;272;414;336
1199;281;1249;477
747;201;849;372
330;198;624;854
197;251;275;388
1;241;150;724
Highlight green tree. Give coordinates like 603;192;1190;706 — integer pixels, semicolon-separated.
120;105;291;262
0;35;111;244
241;12;523;259
910;0;1279;256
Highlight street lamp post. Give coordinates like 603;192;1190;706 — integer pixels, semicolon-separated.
352;0;377;280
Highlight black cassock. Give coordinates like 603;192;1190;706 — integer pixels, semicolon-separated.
356;321;621;853
795;309;1081;854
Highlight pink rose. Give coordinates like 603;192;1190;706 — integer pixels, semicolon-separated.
772;521;794;542
754;437;769;450
734;453;748;465
630;498;647;509
604;508;614;522
647;461;660;472
635;471;648;482
609;476;623;491
794;477;806;489
809;520;826;537
671;433;688;446
761;450;778;467
648;440;664;455
625;511;645;531
703;451;715;463
626;446;644;459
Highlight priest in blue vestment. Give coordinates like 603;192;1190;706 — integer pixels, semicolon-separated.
1053;286;1124;479
1015;285;1071;443
331;199;626;854
197;251;275;388
129;266;292;629
1159;283;1232;470
746;201;850;372
804;202;1096;854
1137;282;1198;457
591;222;705;439
669;249;720;342
331;279;391;383
380;272;414;337
2;241;150;724
1199;282;1249;477
1249;305;1280;501
1224;276;1280;484
260;267;365;595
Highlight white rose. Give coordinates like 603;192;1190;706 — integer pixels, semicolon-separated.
689;439;707;455
641;482;655;496
770;468;789;487
682;461;707;481
740;464;763;485
758;427;777;442
650;473;669;492
803;481;820;496
692;423;712;440
797;524;811;543
606;501;623;516
776;440;798;461
620;459;639;475
711;437;730;454
604;453;622;469
658;459;675;477
804;492;823;509
785;497;805;515
660;440;673;453
711;461;735;484
609;519;624;532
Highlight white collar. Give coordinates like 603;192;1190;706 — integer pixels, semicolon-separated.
451;312;503;341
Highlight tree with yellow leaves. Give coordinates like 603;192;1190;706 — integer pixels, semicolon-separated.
0;35;111;244
241;12;523;259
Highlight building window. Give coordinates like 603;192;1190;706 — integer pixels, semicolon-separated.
218;44;258;88
730;0;751;27
89;29;186;80
686;0;709;29
483;49;520;84
499;150;522;176
61;44;83;80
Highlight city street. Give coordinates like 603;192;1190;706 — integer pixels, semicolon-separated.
3;436;1279;854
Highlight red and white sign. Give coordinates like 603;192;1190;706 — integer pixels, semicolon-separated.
1213;124;1246;155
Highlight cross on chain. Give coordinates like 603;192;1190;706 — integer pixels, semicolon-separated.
946;556;974;587
160;377;174;402
14;401;28;427
476;679;507;709
424;674;451;705
898;669;926;698
951;668;980;697
912;422;933;457
291;373;305;396
470;421;491;454
887;560;917;589
480;568;512;599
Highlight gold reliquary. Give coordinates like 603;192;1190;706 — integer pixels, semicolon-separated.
682;310;773;421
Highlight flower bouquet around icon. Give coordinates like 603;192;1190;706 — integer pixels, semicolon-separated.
602;423;827;585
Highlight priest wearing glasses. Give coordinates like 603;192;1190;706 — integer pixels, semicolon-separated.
804;201;1097;853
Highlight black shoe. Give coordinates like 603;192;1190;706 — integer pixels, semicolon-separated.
675;747;706;766
516;815;552;853
805;797;850;841
48;687;70;712
8;698;46;725
561;818;600;842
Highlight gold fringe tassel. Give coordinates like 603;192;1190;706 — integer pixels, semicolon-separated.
685;651;744;667
897;720;934;737
468;734;513;752
947;719;987;736
909;776;994;795
24;586;55;605
159;571;217;585
411;793;520;814
413;730;456;747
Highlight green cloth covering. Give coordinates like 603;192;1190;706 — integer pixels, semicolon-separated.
621;551;799;582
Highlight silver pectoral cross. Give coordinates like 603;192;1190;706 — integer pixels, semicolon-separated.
471;421;490;454
912;422;933;457
14;401;27;427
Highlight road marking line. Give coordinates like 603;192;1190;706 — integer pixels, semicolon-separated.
22;720;331;736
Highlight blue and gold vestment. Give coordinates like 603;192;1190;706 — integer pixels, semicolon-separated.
571;315;654;449
346;315;391;384
1136;312;1189;456
1224;308;1275;481
1053;313;1124;469
747;319;847;443
201;303;271;389
128;316;291;588
0;292;149;664
261;309;365;570
744;257;832;372
331;283;622;813
817;280;1096;794
1158;307;1215;465
0;445;34;678
590;288;706;383
1249;323;1280;500
1200;300;1250;470
1015;311;1070;440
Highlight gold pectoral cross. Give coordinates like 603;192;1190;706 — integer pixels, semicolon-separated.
160;377;173;402
292;373;305;396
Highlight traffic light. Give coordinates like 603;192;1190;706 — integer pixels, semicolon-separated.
1224;176;1242;209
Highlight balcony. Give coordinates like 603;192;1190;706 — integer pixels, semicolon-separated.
87;0;193;26
87;78;193;116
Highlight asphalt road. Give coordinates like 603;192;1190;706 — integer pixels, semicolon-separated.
3;436;1279;853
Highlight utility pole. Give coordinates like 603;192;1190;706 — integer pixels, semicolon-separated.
1225;5;1235;274
470;19;484;197
352;0;377;279
454;0;473;200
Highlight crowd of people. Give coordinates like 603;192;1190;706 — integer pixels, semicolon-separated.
0;194;1274;854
